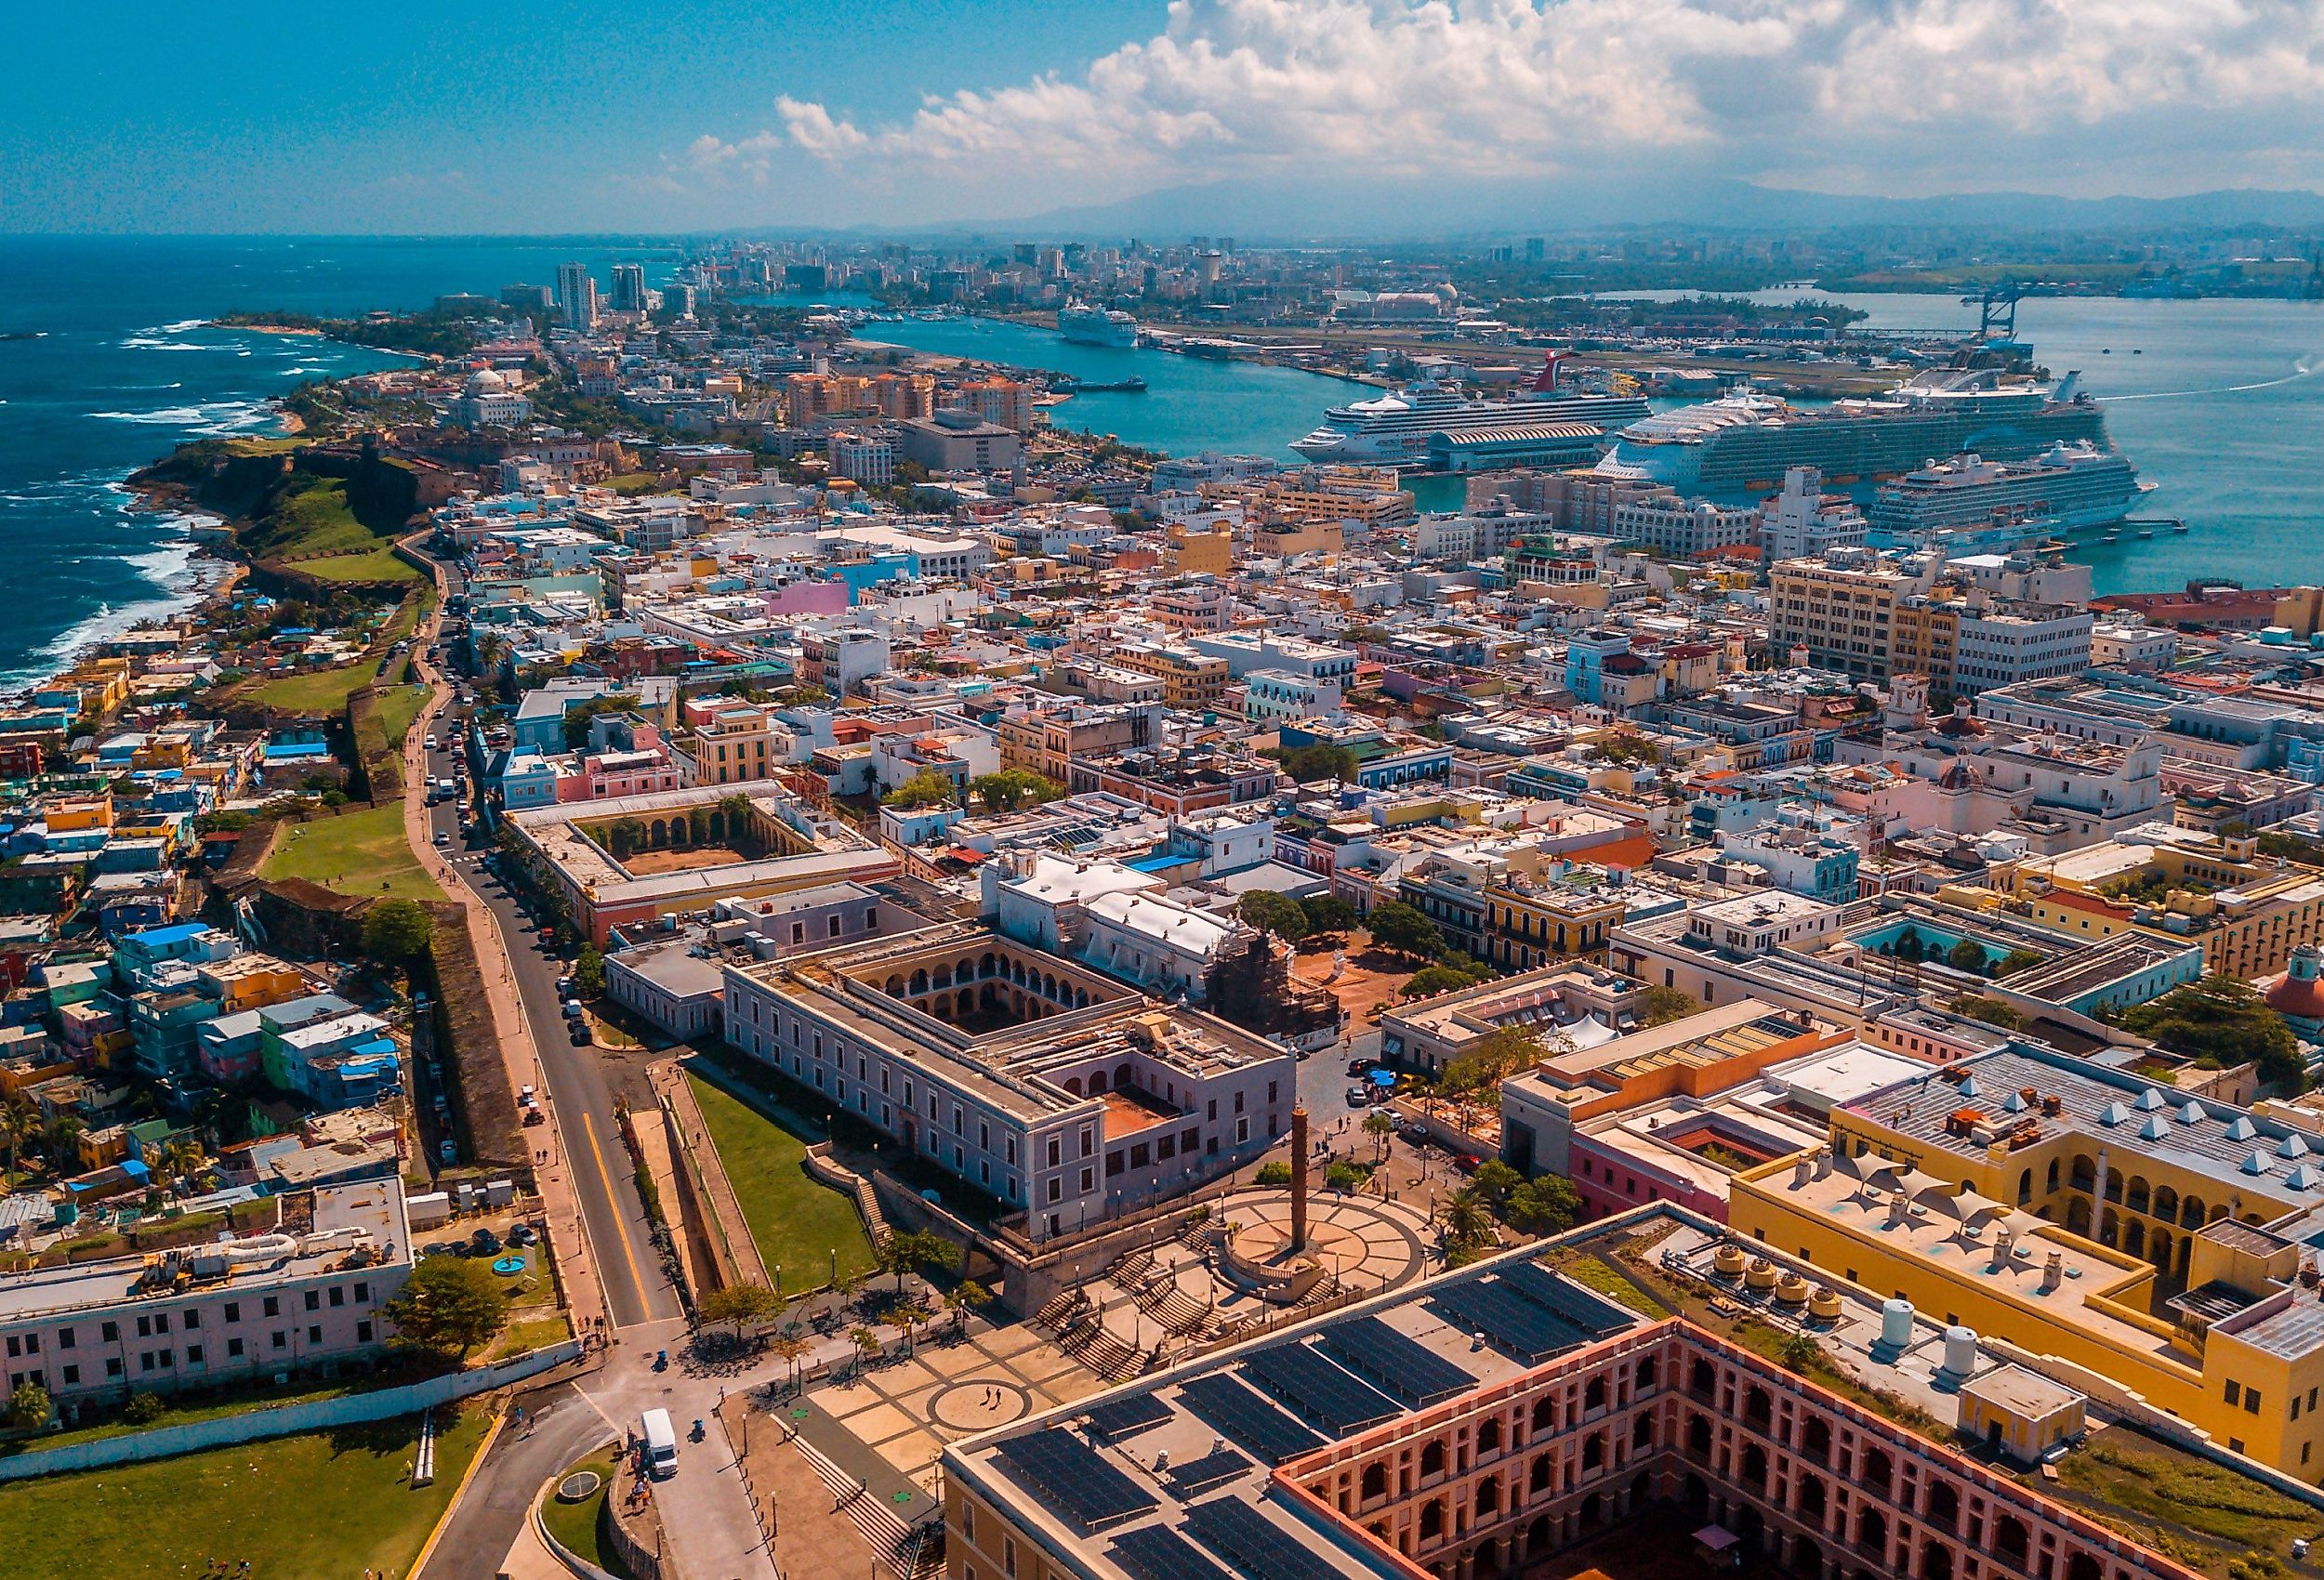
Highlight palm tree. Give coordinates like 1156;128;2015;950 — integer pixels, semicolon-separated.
0;1101;40;1183
1443;1192;1495;1253
157;1137;206;1196
1363;1110;1395;1162
40;1115;84;1174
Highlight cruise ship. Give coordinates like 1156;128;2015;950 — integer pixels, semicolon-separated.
1865;441;2147;552
1591;369;2110;499
1057;299;1139;348
1290;356;1653;466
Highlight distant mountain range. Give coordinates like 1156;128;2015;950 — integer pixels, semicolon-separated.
875;177;2324;244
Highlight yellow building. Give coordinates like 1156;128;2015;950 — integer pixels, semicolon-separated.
1731;1043;2324;1475
1163;524;1234;576
1767;557;1916;680
2008;825;2324;981
1114;642;1228;710
680;704;778;786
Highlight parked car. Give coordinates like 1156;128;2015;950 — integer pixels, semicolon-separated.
1345;1085;1370;1108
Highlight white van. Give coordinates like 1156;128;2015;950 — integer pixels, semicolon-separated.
640;1408;679;1480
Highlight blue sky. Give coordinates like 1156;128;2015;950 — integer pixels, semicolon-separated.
7;0;2324;234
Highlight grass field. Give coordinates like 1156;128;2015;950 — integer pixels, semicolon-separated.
262;803;443;902
250;660;377;716
298;545;420;583
687;1072;877;1291
250;477;380;559
539;1448;632;1576
7;1407;490;1580
376;682;429;749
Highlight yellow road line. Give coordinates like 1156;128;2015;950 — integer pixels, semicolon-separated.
582;1111;652;1317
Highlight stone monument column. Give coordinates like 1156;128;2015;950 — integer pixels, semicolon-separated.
1290;1102;1310;1252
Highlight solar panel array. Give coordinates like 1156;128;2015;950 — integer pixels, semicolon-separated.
994;1427;1157;1533
1178;1373;1327;1464
1499;1260;1639;1338
1112;1525;1239;1580
1164;1445;1254;1498
1183;1497;1350;1580
1316;1316;1476;1408
1242;1343;1403;1436
1085;1392;1175;1443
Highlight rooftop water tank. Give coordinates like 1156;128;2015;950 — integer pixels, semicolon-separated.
1943;1325;1978;1376
1881;1297;1915;1348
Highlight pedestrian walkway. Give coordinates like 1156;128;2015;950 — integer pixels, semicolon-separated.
397;540;607;1340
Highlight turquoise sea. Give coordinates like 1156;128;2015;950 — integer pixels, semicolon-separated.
3;241;2321;700
0;236;680;693
859;293;2324;595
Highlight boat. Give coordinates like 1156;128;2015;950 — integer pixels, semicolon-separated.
1862;440;2144;551
1057;299;1139;348
1290;352;1650;466
1591;368;2114;501
1053;375;1147;394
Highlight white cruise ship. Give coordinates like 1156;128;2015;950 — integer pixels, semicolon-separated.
1290;362;1652;467
1865;441;2146;551
1058;299;1139;348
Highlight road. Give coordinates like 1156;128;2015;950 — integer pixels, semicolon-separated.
404;552;679;1329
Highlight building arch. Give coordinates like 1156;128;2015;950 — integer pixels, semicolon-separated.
2125;1175;2150;1215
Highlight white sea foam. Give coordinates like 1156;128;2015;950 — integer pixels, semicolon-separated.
88;400;273;437
120;337;208;352
0;509;222;694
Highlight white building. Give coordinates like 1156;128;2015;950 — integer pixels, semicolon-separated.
827;430;896;488
449;370;532;428
1953;603;2094;693
1759;467;1868;561
1080;890;1247;1002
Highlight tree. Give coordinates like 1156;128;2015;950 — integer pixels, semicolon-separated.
1325;1159;1369;1193
573;943;606;997
157;1136;206;1194
1442;1191;1496;1255
1996;948;2044;977
1280;744;1361;786
1236;890;1310;945
878;1229;962;1292
362;899;435;965
0;1100;35;1183
1299;894;1358;934
1505;1176;1580;1236
1254;1160;1293;1186
1469;1160;1524;1211
851;1325;882;1365
1947;993;2026;1031
1637;986;1701;1028
1366;901;1444;961
944;1279;995;1336
2122;973;2305;1090
1778;1334;1819;1374
970;770;1064;813
701;1280;780;1338
8;1378;50;1431
1402;963;1486;999
1439;1027;1543;1097
383;1254;508;1359
1946;939;1990;973
1363;1110;1396;1160
562;691;640;752
882;770;961;810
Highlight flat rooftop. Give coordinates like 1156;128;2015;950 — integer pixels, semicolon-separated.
947;1244;1641;1580
0;1179;411;1326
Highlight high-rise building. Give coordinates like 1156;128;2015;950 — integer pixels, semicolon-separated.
555;261;599;330
609;262;646;315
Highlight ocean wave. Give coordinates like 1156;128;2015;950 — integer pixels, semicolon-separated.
159;319;207;334
0;553;218;693
119;337;209;352
87;400;273;436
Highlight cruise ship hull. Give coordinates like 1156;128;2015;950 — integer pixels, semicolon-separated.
1598;402;2109;499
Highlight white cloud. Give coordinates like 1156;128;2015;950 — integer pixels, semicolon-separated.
687;0;2324;209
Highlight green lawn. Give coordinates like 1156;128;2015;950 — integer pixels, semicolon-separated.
251;660;378;716
376;682;429;749
262;802;443;901
3;1376;362;1455
251;477;381;559
539;1449;635;1577
300;546;421;583
5;1407;489;1580
687;1072;878;1292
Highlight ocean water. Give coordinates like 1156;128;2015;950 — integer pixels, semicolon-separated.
0;236;681;693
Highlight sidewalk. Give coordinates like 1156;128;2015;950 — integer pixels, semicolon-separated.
654;1060;771;1290
398;540;608;1342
